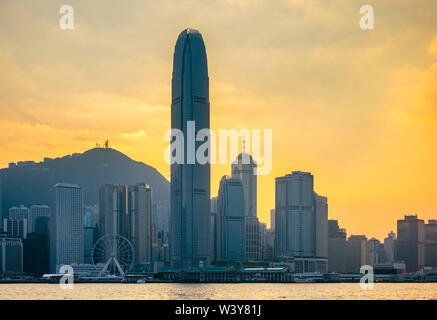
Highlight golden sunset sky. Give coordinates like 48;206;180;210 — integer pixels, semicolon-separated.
1;0;436;240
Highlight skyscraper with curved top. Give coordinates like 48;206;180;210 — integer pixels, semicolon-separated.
170;28;210;269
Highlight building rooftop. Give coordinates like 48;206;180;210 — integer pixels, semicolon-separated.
52;183;82;189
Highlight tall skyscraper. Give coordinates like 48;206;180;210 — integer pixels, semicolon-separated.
425;220;437;268
170;28;211;269
231;153;257;218
216;174;245;263
328;220;347;273
275;171;316;258
29;205;50;233
274;171;328;271
368;237;381;266
270;209;275;231
346;235;369;273
99;184;127;237
397;214;425;273
99;183;153;266
210;197;218;263
128;183;153;266
49;183;84;273
0;234;23;276
383;231;396;263
232;153;261;262
315;194;328;259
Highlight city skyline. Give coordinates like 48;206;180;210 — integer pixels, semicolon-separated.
1;1;437;241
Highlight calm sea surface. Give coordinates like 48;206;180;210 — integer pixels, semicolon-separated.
1;283;437;300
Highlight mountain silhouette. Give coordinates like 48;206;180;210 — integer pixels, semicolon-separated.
0;148;169;224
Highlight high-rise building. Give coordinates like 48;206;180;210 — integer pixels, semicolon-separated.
245;216;262;262
99;183;153;266
231;153;257;218
368;237;382;267
275;171;316;258
128;183;153;266
29;205;50;233
9;205;29;220
0;234;23;276
383;231;396;263
3;218;27;239
231;153;261;262
425;220;437;268
270;209;275;231
99;184;127;237
34;216;49;235
49;183;84;273
397;215;425;273
83;204;99;228
274;171;328;272
216;174;245;264
23;231;50;277
315;194;328;259
328;220;347;273
24;216;50;277
83;226;98;264
346;235;369;273
210;197;218;263
170;28;211;269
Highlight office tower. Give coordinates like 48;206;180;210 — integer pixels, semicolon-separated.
264;228;275;261
346;235;369;273
210;197;218;263
231;153;257;218
99;184;128;237
217;174;245;263
9;205;29;220
425;220;437;268
245;216;262;262
50;183;84;273
3;218;27;239
368;237;381;266
275;171;316;258
270;209;275;231
34;216;49;235
315;194;328;259
99;183;153;266
231;153;260;262
24;215;50;276
0;234;23;276
83;226;98;264
259;222;267;260
328;220;347;273
170;28;211;269
83;204;99;228
383;231;396;263
397;215;425;273
128;183;153;265
29;205;50;233
23;232;50;277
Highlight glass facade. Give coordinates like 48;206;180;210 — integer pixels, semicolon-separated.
170;29;211;269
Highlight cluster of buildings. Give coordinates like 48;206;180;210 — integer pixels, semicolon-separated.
0;182;158;278
1;28;436;281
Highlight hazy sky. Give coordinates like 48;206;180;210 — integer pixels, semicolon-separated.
1;0;436;240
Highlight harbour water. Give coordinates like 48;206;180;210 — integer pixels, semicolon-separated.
1;283;437;300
